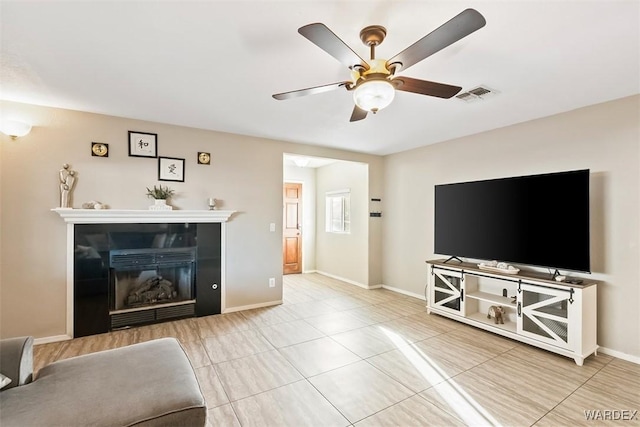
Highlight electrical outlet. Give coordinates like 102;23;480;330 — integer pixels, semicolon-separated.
269;278;275;288
269;223;276;232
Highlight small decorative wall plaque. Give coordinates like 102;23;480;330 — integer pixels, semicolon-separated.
91;142;109;157
197;152;211;165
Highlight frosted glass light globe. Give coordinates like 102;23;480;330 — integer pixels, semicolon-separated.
353;80;395;113
0;120;32;138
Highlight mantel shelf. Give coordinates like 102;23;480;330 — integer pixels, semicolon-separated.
51;208;236;224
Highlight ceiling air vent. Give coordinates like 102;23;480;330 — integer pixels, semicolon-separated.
455;92;475;101
468;87;492;97
456;85;498;102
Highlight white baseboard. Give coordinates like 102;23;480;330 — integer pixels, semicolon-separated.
303;269;318;274
33;334;72;345
381;284;426;301
598;346;640;365
223;300;283;314
316;271;381;290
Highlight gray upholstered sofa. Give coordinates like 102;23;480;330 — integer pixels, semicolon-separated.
0;336;207;426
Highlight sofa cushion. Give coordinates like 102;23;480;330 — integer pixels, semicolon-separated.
0;338;206;427
0;374;11;390
0;336;33;390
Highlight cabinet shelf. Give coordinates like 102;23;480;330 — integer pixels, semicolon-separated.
467;312;517;333
466;291;516;307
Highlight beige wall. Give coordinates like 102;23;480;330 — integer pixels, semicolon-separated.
382;95;640;359
0;100;384;339
316;161;370;286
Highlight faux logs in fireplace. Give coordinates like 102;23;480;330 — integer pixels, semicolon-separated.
126;275;177;307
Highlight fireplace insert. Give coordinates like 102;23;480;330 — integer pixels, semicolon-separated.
109;247;197;328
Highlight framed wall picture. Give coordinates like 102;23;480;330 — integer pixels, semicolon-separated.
128;131;158;158
158;156;185;182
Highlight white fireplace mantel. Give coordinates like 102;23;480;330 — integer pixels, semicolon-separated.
51;208;236;223
50;208;235;343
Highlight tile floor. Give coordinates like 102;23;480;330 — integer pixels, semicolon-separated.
34;273;639;426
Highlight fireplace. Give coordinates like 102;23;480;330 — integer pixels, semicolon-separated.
53;209;234;339
70;220;224;337
109;247;197;328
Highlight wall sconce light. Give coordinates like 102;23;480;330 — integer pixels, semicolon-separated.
0;120;32;139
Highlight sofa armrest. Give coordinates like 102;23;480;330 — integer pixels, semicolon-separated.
0;336;34;390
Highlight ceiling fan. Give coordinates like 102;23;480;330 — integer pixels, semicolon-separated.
272;9;486;122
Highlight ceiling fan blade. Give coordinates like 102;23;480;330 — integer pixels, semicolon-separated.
349;106;368;122
272;81;350;100
298;23;369;70
393;76;462;98
387;9;486;72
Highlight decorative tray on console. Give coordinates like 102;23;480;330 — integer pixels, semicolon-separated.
477;263;520;275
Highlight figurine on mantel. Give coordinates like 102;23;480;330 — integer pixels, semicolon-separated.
59;164;77;209
82;200;107;209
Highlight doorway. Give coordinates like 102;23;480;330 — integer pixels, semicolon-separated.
283;182;302;274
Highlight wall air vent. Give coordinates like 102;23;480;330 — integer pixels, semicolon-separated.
456;85;498;102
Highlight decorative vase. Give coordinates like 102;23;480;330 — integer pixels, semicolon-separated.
149;199;173;211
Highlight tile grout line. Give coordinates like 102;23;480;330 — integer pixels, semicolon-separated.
201;338;235;405
349;393;420;425
302;376;360;426
357;355;424;422
400;331;519;425
193;320;253;427
281;274;441;424
529;355;615;426
264;299;420;425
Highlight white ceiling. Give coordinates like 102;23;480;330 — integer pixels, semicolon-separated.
1;1;638;155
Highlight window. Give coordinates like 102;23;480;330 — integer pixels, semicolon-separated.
326;190;350;233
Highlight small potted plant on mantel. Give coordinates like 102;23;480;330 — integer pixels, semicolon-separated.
146;185;175;211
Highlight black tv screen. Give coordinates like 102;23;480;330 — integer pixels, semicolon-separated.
434;169;590;272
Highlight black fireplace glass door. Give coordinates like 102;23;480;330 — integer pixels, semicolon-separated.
74;225;110;337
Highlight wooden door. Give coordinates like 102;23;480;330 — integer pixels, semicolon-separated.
283;183;302;274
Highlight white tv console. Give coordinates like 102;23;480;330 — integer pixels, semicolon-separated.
426;259;598;365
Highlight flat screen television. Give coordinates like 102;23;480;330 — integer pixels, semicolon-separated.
434;169;590;272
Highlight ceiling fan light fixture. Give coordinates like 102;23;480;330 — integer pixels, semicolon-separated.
276;10;486;121
353;80;395;113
